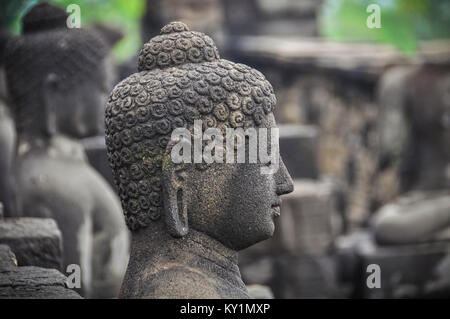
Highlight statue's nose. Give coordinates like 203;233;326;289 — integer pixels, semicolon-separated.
276;160;294;196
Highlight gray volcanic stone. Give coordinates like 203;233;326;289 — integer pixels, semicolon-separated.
0;245;81;299
0;244;17;270
0;218;62;270
107;21;294;299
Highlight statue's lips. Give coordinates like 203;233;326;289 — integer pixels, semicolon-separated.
271;205;281;218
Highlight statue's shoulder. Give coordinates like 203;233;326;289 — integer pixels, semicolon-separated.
142;264;221;299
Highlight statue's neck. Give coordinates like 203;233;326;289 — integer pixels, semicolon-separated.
126;221;248;296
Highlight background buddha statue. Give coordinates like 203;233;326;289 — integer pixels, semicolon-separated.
106;21;294;299
372;65;450;245
0;30;15;217
4;3;129;298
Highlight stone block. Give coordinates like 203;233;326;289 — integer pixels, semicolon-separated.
0;218;62;270
0;244;17;270
279;125;319;179
0;245;81;299
279;179;339;255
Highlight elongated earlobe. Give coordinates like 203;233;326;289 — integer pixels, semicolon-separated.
163;184;188;237
162;147;189;238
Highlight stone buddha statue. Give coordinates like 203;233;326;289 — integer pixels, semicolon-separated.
372;66;450;245
4;3;129;298
106;21;294;299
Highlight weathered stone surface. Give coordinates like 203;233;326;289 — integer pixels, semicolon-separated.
279;125;318;179
0;244;17;270
0;245;81;299
0;218;62;270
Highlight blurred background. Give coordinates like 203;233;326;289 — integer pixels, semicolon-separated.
1;0;450;298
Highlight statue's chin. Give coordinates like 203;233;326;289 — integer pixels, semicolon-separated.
231;221;275;251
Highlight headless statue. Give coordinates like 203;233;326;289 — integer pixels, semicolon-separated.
106;21;294;298
372;65;450;245
4;3;129;298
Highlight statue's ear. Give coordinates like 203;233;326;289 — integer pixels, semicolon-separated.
162;141;189;238
42;73;59;137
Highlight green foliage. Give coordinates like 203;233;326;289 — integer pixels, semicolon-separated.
1;0;145;61
320;0;450;54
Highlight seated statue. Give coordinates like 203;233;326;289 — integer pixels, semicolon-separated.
106;21;294;299
0;30;15;216
4;3;129;298
372;65;450;245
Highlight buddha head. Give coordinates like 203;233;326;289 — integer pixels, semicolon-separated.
5;3;111;139
105;22;293;250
